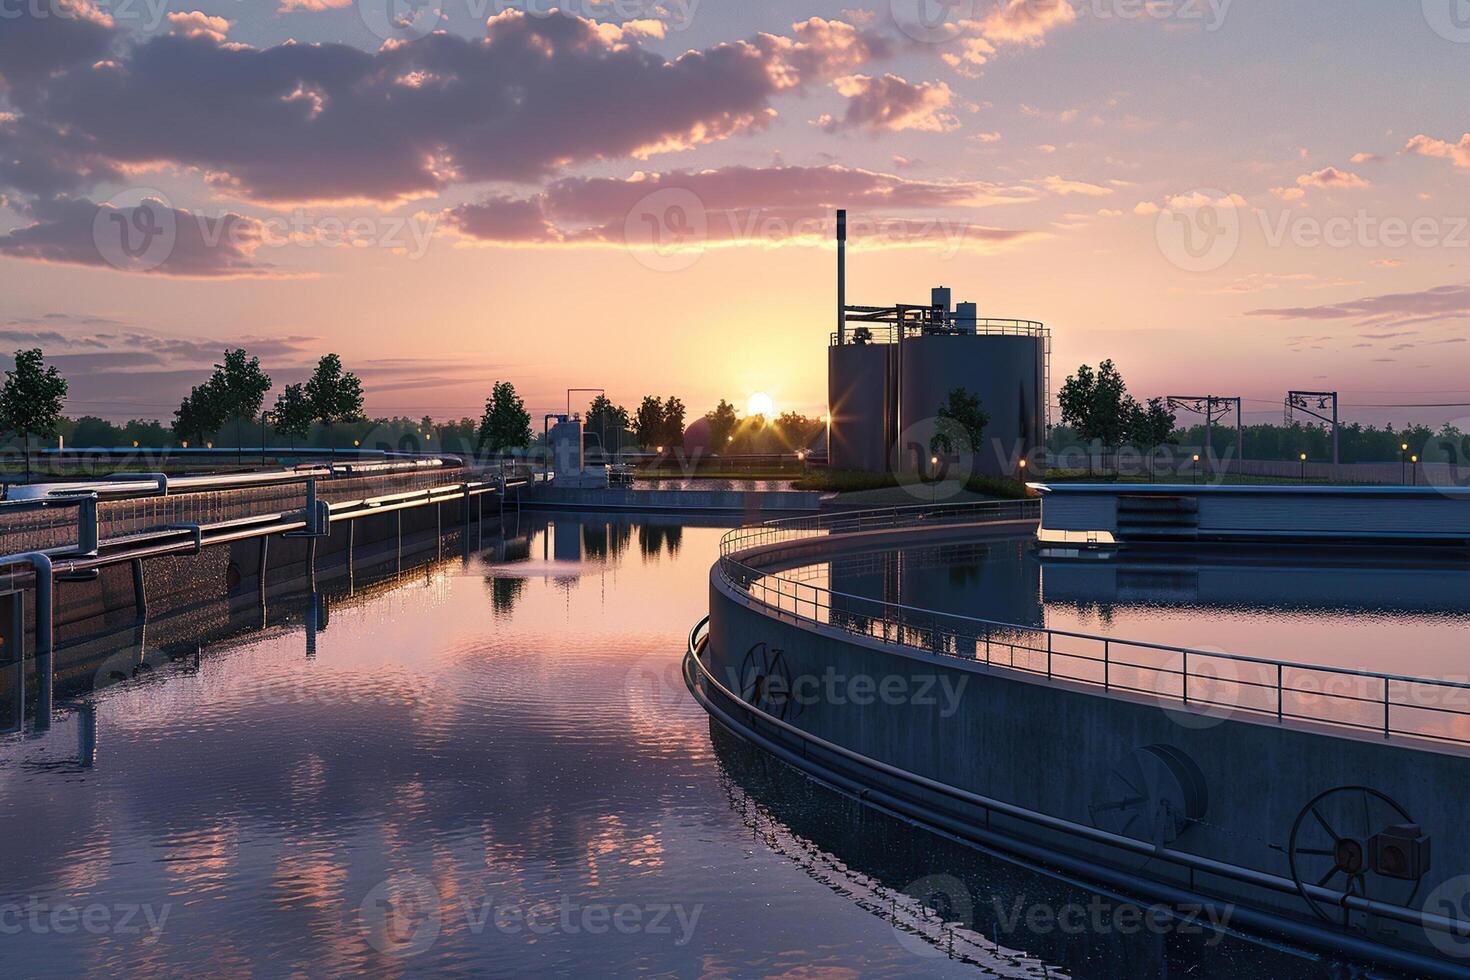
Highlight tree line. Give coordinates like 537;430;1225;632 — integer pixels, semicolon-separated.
1055;359;1466;464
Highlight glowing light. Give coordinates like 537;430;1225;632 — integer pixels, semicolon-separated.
747;392;774;418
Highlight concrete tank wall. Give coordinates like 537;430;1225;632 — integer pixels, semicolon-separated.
828;343;896;473
899;334;1044;477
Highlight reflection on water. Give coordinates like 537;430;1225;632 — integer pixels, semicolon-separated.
789;537;1470;679
0;514;1362;977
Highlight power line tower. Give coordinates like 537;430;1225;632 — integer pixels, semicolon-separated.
1166;396;1242;474
1285;391;1339;468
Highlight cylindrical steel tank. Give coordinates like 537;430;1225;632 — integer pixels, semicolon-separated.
898;333;1044;477
828;342;897;473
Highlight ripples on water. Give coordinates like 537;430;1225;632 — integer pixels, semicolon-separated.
0;514;1365;977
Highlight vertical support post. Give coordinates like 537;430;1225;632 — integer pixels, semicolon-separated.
257;534;269;611
1204;398;1214;476
346;520;355;593
1332;392;1340;473
304;477;318;535
77;493;99;556
1236;399;1244;473
1383;677;1390;738
1277;663;1284;721
29;554;53;733
78;703;96;768
1182;651;1189;703
131;557;147;623
1104;639;1110;690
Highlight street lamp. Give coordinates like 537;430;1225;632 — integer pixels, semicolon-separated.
1412;455;1420;486
1192;453;1200;484
1300;452;1308;483
930;455;939;504
1018;457;1028;481
1402;442;1410;484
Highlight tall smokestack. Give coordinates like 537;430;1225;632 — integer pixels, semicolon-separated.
836;209;847;345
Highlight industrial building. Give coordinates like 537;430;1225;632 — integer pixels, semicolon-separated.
827;210;1050;478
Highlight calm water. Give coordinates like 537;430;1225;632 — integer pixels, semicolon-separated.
783;536;1470;679
0;514;1369;977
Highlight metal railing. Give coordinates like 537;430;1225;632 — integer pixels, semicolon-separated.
830;318;1047;347
718;502;1470;747
0;460;536;555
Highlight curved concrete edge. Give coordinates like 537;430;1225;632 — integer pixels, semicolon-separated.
704;523;1470;963
684;641;1469;979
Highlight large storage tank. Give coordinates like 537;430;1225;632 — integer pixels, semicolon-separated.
898;333;1045;477
828;342;897;472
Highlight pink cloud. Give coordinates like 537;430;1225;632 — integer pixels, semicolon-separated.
0;197;278;277
819;74;958;133
1295;166;1370;191
0;11;889;206
445;164;1039;251
1245;283;1470;329
1405;133;1470;169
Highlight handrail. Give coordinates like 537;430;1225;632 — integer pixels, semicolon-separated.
716;502;1470;746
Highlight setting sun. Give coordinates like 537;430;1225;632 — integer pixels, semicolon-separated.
747;392;775;419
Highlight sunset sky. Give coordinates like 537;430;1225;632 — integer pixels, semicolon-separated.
2;1;1469;428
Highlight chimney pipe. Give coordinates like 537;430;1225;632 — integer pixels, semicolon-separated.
836;209;846;345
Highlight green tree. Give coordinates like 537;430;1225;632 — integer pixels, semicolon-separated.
704;399;739;452
586;395;630;456
479;380;532;453
1058;360;1131;472
213;349;272;423
173;388;216;446
635;395;664;449
1128;396;1176;451
0;348;68;482
774;411;820;451
305;353;365;449
661;396;686;449
272;383;314;449
931;387;990;456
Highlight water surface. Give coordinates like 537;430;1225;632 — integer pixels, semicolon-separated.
0;514;1374;977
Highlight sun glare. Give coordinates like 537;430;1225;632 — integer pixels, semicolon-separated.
747;392;775;418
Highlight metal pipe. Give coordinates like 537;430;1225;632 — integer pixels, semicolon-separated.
836;208;846;346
